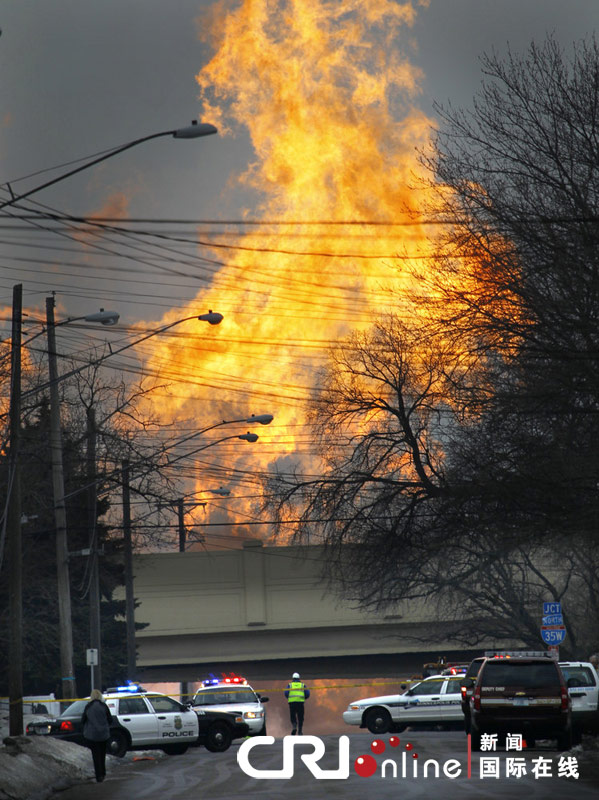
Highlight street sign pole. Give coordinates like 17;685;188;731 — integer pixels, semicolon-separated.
86;648;98;694
541;602;566;649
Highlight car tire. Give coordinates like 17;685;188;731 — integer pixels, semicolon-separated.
391;723;407;733
364;708;392;735
106;729;129;758
204;721;233;753
557;729;572;751
162;743;189;755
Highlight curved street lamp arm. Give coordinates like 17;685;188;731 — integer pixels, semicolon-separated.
0;122;217;211
21;313;220;401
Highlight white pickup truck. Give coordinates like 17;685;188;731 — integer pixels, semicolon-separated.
559;661;599;741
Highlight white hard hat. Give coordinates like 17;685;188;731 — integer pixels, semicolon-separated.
292;672;300;679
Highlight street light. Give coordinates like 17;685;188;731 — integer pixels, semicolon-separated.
0;121;217;211
45;297;124;700
4;121;217;729
122;417;271;676
44;303;225;697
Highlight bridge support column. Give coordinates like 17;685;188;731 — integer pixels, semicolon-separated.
242;539;266;626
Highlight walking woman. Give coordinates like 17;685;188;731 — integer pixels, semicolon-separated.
81;689;113;782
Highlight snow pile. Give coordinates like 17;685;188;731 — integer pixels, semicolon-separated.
0;735;95;800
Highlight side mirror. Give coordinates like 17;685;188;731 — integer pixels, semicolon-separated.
400;683;407;691
259;696;269;703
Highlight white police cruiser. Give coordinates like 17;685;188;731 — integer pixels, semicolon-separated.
103;685;199;756
559;661;599;739
25;683;249;756
343;674;464;734
192;675;268;735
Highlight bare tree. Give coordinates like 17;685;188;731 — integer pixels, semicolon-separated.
266;36;599;657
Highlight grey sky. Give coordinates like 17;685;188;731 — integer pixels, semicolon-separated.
1;0;597;320
1;0;597;537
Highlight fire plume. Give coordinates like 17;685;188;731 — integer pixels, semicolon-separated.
142;0;440;542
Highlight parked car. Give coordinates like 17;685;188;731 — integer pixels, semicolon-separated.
466;655;572;751
559;661;599;740
192;675;268;736
26;685;249;756
343;674;465;734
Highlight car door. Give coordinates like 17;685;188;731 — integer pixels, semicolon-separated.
113;696;158;745
440;678;466;722
560;663;599;716
145;694;198;745
401;678;445;722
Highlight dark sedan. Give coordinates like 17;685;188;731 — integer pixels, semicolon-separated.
26;690;249;756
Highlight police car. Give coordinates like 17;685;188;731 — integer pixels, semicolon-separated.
559;661;599;738
192;675;268;735
26;684;249;756
343;675;464;734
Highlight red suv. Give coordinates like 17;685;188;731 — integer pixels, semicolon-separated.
468;656;572;751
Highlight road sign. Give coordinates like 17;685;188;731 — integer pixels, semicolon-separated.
86;648;98;666
541;626;566;645
543;601;562;615
542;614;564;626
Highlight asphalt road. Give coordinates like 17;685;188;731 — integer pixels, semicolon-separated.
51;731;599;799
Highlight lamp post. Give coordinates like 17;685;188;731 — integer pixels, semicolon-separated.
122;415;272;678
44;305;224;698
3;120;217;719
0;121;217;211
46;297;120;699
7;284;23;735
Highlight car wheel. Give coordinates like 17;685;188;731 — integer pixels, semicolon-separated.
364;708;392;735
205;721;233;753
557;729;572;751
162;743;189;755
391;723;407;733
470;728;481;752
106;729;129;758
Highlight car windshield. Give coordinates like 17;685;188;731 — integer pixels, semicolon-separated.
194;689;257;705
560;666;596;687
466;659;484;678
60;700;89;716
480;661;560;688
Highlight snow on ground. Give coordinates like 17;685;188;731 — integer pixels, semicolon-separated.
0;712;167;800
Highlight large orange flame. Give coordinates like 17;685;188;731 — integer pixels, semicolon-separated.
142;0;440;543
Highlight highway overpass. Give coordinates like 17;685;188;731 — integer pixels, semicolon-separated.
130;540;495;682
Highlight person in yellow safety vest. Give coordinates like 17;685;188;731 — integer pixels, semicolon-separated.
284;672;310;735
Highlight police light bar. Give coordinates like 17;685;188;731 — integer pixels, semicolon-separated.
105;682;144;693
201;673;247;687
484;650;551;659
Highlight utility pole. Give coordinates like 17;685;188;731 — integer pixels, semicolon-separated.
46;295;76;700
87;407;101;690
122;460;136;678
7;284;23;735
177;498;186;552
